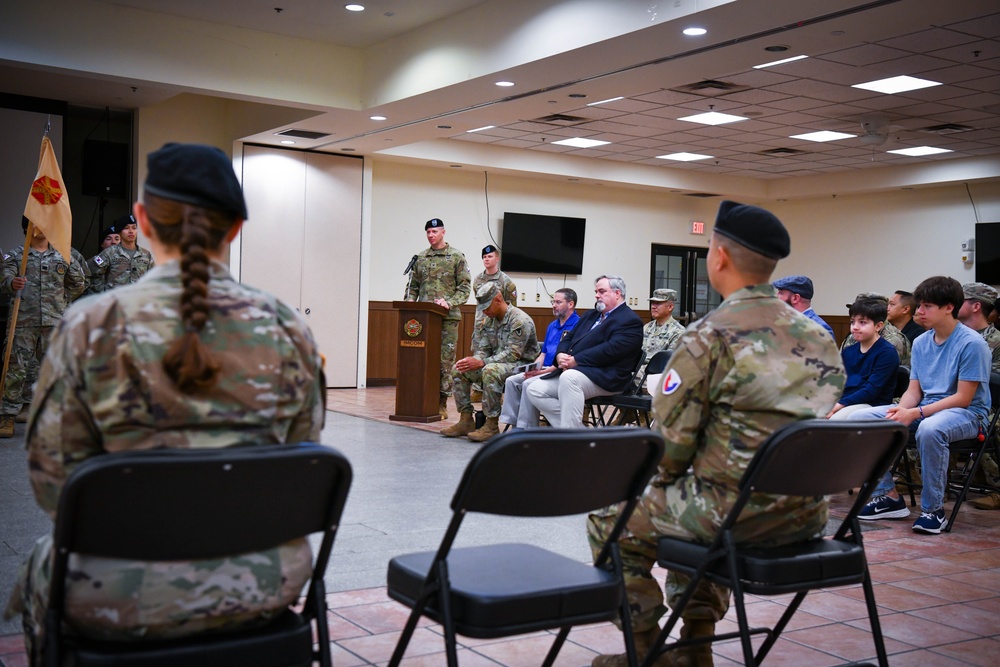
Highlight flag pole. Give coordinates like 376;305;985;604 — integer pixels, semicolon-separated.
0;222;35;400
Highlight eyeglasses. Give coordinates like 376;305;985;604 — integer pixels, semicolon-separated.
551;299;566;305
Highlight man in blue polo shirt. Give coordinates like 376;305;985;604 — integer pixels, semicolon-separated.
500;288;579;429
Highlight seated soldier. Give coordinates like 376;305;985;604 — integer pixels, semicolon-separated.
441;283;539;442
829;296;900;419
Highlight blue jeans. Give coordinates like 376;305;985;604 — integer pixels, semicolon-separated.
849;405;982;512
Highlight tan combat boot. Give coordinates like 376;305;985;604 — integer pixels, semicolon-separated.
971;492;1000;510
664;620;715;667
592;628;668;667
438;396;449;420
441;412;475;437
467;416;500;442
0;416;15;438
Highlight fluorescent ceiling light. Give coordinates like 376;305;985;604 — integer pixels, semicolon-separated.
753;54;808;69
369;115;386;121
587;96;624;106
678;111;747;126
790;130;856;142
467;125;495;133
683;27;707;36
345;4;364;11
887;146;953;156
656;152;713;162
552;137;611;148
280;140;295;145
852;75;941;94
495;81;515;87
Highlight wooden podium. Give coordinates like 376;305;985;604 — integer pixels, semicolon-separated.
390;300;449;422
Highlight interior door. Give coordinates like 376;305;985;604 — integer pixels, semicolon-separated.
650;244;722;325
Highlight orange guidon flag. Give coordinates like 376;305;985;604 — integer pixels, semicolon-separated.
23;136;72;263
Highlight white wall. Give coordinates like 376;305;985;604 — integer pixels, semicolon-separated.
0;109;63;252
369;159;1000;315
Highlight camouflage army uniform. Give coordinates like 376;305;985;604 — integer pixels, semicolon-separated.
454;305;539;417
87;242;155;292
404;243;471;397
973;324;1000;486
1;244;86;417
4;259;325;663
635;316;685;388
842;320;910;367
587;284;845;630
471;269;518;349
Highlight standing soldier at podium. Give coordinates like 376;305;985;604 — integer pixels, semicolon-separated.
405;218;471;419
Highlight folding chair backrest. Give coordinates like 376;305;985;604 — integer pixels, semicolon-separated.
646;349;672;376
738;419;908;499
451;428;663;517
894;366;910;399
988;373;1000;414
54;443;352;561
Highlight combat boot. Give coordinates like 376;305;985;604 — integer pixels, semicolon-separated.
15;406;29;424
0;416;14;438
971;492;1000;510
441;411;475;437
666;620;715;667
467;416;500;442
592;628;669;667
438;396;449;420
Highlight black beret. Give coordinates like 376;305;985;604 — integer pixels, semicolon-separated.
144;143;248;220
713;200;789;260
101;225;121;240
425;218;444;230
482;244;498;256
111;214;135;232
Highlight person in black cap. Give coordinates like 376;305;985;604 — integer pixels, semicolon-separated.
468;244;517;400
404;218;472;419
772;274;836;339
588;200;845;667
87;211;155;292
6;143;326;663
99;225;121;250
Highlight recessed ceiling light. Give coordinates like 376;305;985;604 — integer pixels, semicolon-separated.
551;137;610;148
887;146;952;156
790;130;856;142
568;93;587;98
764;45;790;52
656;152;713;162
678;111;747;126
344;4;364;11
753;54;808;69
467;125;495;133
587;96;624;106
852;75;941;94
683;27;707;36
495;81;515;87
437;125;452;129
369;115;386;121
280;140;296;145
340;148;356;152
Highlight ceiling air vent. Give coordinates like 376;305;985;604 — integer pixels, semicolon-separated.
683;192;720;198
670;79;750;97
918;123;974;134
532;114;590;126
760;147;808;156
275;129;331;140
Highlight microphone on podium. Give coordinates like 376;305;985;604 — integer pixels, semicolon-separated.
403;255;418;274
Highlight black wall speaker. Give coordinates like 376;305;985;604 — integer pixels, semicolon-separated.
82;140;129;199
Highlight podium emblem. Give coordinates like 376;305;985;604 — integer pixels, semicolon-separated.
404;318;423;337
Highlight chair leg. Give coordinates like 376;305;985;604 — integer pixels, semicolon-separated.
753;590;807;664
723;532;757;667
946;446;987;533
542;627;572;667
609;544;640;667
860;563;890;667
308;580;333;667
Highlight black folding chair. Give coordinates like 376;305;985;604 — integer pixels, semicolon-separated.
45;443;352;667
601;349;673;428
586;348;648;426
642;419;907;667
386;428;664;667
943;372;1000;531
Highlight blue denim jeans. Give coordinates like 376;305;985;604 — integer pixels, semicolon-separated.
849;405;982;512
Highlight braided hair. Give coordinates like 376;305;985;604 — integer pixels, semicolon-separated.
143;193;235;393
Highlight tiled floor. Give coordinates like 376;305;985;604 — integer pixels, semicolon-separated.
2;386;1000;666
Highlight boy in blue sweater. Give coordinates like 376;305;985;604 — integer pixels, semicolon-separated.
829;296;900;419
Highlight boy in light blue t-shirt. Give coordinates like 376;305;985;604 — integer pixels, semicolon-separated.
853;276;991;534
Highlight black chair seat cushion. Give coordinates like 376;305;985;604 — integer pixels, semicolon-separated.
609;395;652;411
658;537;866;594
66;609;313;667
388;543;621;637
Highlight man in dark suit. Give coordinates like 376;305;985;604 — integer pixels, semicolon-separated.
526;274;643;427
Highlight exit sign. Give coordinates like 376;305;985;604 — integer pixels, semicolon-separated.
690;220;705;235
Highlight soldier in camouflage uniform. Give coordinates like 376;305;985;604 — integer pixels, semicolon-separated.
87;213;155;292
637;288;685;388
472;244;517;334
588;201;845;667
3;143;326;665
841;293;911;366
404;218;472;418
959;283;1000;509
0;221;86;437
442;282;539;442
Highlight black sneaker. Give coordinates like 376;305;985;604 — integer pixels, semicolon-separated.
858;494;910;520
912;509;948;534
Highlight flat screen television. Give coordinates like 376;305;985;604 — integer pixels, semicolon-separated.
975;222;1000;285
500;212;586;275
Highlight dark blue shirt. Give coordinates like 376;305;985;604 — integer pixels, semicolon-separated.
840;336;900;407
542;312;580;366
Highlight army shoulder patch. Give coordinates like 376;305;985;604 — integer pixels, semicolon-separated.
662;368;682;395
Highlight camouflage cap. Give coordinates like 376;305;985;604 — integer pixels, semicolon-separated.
713;200;790;260
846;291;889;308
963;282;999;305
772;275;814;299
476;282;500;311
482;244;499;256
649;288;678;302
425;218;444;230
